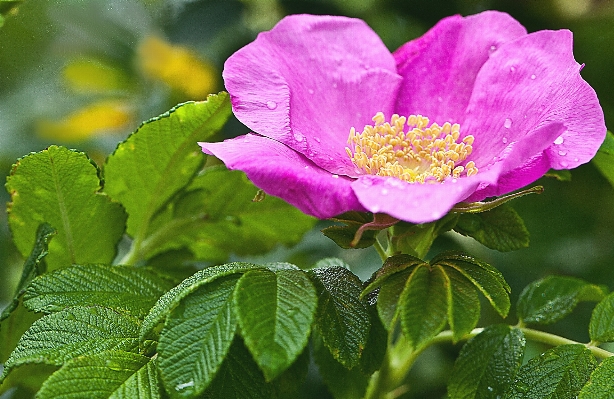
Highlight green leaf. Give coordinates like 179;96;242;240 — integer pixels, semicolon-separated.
443;267;481;342
2;306;140;379
203;337;277;399
517;276;607;325
579;356;614;399
312;331;368;399
23;264;175;318
145;166;315;262
433;251;511;318
36;351;159;399
505;344;597;398
234;268;317;380
359;303;388;376
592;131;614;187
374;262;422;330
0;1;22;28
158;275;240;398
399;265;448;350
104;95;231;243
6;146;127;271
0;363;58;396
589;292;614;342
139;262;258;341
448;325;525;399
321;212;382;249
1;223;55;362
308;261;370;369
362;254;425;297
454;204;529;252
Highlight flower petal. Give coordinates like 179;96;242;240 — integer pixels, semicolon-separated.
200;134;365;219
393;11;526;123
463;29;606;170
223;14;401;176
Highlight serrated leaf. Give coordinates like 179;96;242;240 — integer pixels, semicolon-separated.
312;331;368;399
579;356;614;399
375;265;419;330
139;262;258;341
454;204;529;252
145;166;315;262
362;254;425;298
23;264;175;318
593;131;614;187
589;292;614;343
2;306;140;379
359;303;387;376
434;252;511;318
36;350;158;399
234;268;317;380
517;276;607;325
448;324;525;399
202;337;276;399
158;275;239;398
6;146;126;271
399;265;448;350
505;344;596;398
443;267;481;342
308;262;370;369
104;94;231;242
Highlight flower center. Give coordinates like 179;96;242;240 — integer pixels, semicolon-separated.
345;112;478;183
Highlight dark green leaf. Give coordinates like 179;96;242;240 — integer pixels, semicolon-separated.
593;131;614;187
308;262;370;369
0;363;58;396
589;292;614;342
0;1;22;28
145;166;315;262
375;265;420;330
448;325;525;399
443;267;481;342
359;303;387;376
362;254;425;298
234;268;317;380
517;276;607;325
158;275;240;398
104;95;231;241
139;262;258;341
202;337;276;399
272;346;310;398
399;265;448;350
579;356;614;399
23;264;175;318
454;204;529;252
36;351;158;399
0;298;40;364
433;252;511;318
322;212;378;249
2;307;140;379
505;344;596;398
6;146;126;271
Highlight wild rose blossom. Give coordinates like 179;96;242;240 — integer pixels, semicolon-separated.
200;11;605;224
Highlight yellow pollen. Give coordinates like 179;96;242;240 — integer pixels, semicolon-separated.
346;112;478;183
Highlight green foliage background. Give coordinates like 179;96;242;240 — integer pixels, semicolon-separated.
1;0;614;398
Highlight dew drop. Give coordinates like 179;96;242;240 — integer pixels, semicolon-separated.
314;137;321;143
530;74;536;80
452;178;458;183
294;132;304;142
331;174;339;179
489;45;497;53
487;386;494;392
371;205;381;213
554;135;564;145
176;381;195;391
558;150;567;156
381;188;389;195
266;101;277;110
308;88;314;95
332;82;338;88
304;165;309;169
574;157;579;162
561;161;569;167
510;66;516;72
503;118;512;129
437;96;443;103
502;137;508;144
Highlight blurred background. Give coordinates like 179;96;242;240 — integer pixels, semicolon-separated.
1;0;614;397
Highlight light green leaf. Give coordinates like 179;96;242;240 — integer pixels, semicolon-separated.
202;337;276;399
144;166;315;262
448;325;525;399
517;276;607;325
158;275;239;398
592;131;614;187
454;204;529;252
234;268;317;380
589;292;614;343
579;356;614;399
139;262;258;341
443;267;481;342
23;264;175;318
103;94;231;243
505;344;596;398
434;251;511;318
399;265;448;350
36;351;158;399
2;307;140;379
6;146;127;271
308;261;370;369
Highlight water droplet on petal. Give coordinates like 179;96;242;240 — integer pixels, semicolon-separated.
489;45;497;53
502;137;508;144
558;150;567;156
452;178;457;183
308;88;314;95
574;157;579;162
314;137;321;143
371;205;381;213
331;174;339;179
561;161;569;167
294;132;304;142
437;96;443;103
530;74;536;80
266;101;277;110
332;82;338;88
510;66;516;72
304;165;309;169
554;135;564;145
381;188;389;195
504;118;512;129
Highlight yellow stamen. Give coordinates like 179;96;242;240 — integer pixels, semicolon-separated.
346;112;478;183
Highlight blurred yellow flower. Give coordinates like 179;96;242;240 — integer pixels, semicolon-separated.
37;100;132;141
138;36;217;99
62;58;131;94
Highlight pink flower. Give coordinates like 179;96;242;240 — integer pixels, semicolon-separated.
200;11;605;224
